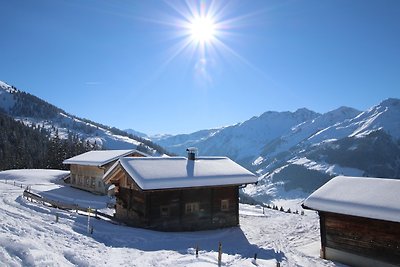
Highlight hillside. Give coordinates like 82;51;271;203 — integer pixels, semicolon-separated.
0;81;168;157
0;169;338;267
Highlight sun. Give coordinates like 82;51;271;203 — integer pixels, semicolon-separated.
189;16;216;43
147;0;261;86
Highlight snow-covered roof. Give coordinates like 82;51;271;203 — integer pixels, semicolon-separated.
63;149;144;166
302;175;400;223
106;157;257;190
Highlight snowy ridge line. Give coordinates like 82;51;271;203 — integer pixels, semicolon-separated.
22;189;114;221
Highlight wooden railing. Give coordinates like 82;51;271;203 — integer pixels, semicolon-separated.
22;189;114;220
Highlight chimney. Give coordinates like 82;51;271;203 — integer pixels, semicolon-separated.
186;147;198;160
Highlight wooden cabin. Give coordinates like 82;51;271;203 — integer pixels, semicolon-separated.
103;152;257;231
302;176;400;267
63;149;147;195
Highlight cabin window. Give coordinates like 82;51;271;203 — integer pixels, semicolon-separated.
160;206;170;217
185;202;199;214
98;181;102;188
221;199;230;211
90;177;95;188
78;175;83;185
85;176;90;187
71;174;76;184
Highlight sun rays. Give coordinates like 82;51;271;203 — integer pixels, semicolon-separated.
135;0;264;88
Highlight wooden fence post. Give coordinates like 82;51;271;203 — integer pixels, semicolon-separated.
87;207;91;234
218;242;222;266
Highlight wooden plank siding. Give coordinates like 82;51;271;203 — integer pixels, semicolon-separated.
320;212;400;266
70;165;106;194
114;185;239;231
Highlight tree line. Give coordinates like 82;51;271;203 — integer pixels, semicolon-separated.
0;111;92;171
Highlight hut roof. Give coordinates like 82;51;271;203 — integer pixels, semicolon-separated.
63;149;146;166
104;156;257;190
302;175;400;223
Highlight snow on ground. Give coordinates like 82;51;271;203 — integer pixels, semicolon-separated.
0;169;344;267
0;169;112;211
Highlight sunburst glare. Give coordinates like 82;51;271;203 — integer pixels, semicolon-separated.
189;16;216;44
141;0;264;87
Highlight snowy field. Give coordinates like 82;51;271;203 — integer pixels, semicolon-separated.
0;169;345;267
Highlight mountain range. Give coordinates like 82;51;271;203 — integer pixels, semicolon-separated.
148;98;400;200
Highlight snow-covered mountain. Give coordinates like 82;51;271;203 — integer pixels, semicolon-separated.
151;127;224;153
0;81;166;155
153;108;320;163
151;99;400;197
152;107;362;167
246;99;400;202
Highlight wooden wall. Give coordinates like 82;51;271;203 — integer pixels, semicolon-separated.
70;165;106;194
114;186;239;231
320;212;400;266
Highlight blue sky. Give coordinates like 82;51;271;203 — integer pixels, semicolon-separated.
1;0;399;135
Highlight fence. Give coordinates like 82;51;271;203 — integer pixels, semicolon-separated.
0;179;113;220
22;189;114;220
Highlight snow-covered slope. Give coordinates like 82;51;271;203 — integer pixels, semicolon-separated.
0;81;163;154
308;98;400;142
0;81;18;112
0;169;339;267
257;106;361;160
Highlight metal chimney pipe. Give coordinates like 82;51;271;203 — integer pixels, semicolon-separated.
186;147;198;160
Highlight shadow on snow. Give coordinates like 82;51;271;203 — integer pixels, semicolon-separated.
17;194;284;262
74;214;283;262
